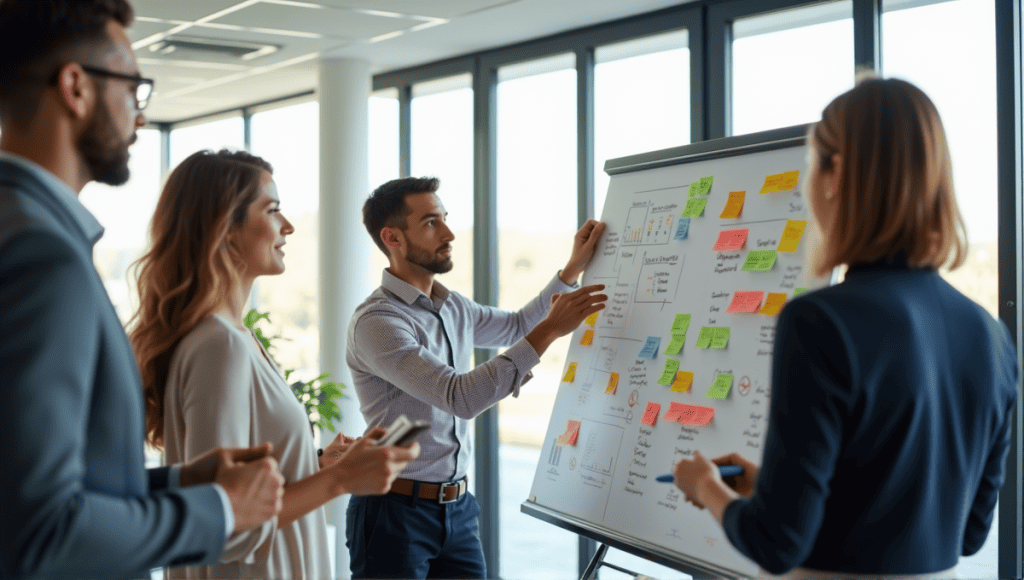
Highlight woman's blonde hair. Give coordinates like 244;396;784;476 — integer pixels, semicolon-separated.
130;149;272;449
809;76;967;277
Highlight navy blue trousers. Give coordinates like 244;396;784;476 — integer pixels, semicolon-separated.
346;489;487;579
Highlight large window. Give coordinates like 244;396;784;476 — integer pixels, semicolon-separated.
80;128;162;325
883;1;999;577
368;88;400;279
731;1;854;135
410;74;475;299
495;53;579;578
249;100;320;377
595;30;691;212
169;114;245;167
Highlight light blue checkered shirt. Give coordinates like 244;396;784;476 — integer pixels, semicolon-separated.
346;269;574;482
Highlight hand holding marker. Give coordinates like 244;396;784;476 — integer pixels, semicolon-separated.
656;465;743;482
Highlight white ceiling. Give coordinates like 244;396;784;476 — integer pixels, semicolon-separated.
129;0;690;123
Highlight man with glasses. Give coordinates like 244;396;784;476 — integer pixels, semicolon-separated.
0;1;285;577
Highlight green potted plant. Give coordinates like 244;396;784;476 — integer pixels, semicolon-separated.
243;309;344;433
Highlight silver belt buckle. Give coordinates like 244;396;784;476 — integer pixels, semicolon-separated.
438;481;459;504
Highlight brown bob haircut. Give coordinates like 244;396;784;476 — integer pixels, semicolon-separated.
809;75;967;277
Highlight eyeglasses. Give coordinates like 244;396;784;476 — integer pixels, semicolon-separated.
48;64;155;111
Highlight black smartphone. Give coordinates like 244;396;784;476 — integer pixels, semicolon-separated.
376;415;430;447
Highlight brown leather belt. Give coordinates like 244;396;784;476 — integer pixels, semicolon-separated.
390;477;468;504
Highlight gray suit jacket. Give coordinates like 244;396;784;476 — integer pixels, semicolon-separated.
0;158;226;578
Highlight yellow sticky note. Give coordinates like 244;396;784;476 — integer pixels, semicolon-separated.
585;312;599;326
580;329;595;346
759;293;787;316
671;371;694;393
605;372;620;395
760;174;782;194
778;220;807;253
719;191;746;219
779;170;801;191
562;362;578;383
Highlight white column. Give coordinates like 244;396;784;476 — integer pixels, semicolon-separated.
318;57;373;579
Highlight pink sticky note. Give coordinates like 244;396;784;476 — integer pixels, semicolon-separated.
713;228;749;252
664;402;686;422
678;404;715;426
556;419;581;446
642;402;661;426
726;290;765;313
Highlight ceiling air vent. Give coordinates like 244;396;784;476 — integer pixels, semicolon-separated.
148;36;280;61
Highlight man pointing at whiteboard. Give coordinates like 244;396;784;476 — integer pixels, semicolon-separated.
346;176;607;578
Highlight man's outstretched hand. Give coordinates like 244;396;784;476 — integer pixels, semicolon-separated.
559;220;606;285
526;284;607;356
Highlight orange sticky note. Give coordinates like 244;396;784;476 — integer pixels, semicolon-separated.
562;362;578;382
759;293;787;316
605;372;620;394
671;371;694;393
726;290;765;313
719;191;746;219
713;228;749;252
585;312;599;326
642;402;661;426
580;329;595;346
778;220;807;252
556;419;581;446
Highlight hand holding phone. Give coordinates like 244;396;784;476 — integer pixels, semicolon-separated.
376;415;430;447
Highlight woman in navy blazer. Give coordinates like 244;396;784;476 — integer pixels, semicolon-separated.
673;77;1018;578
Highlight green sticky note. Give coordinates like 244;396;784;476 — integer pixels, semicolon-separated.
710;327;730;349
706;373;734;400
665;334;686;355
699;176;714;195
696;326;714;349
671;313;691;335
658;358;680;385
681;197;708;218
741;250;779;272
793;287;809;297
689;180;702;197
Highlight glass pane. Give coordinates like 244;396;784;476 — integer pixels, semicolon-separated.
411;74;474;300
80;128;162;325
249;101;320;378
882;1;998;575
496;54;578;578
369;88;401;283
169;115;244;166
731;1;854;135
595;30;691;212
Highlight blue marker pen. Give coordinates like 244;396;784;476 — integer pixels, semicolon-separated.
656;465;743;482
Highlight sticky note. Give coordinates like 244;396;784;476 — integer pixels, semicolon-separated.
671;371;694;393
671;313;692;335
726;290;765;313
696;326;714;349
556;419;581;446
666;402;716;426
779;170;800;190
710;327;731;349
719;191;746;219
759;292;787;316
673;217;691;240
585;312;599;326
713;228;749;252
642;402;661;426
760;174;782;194
689;180;702;197
605;372;620;395
681;197;708;218
706;374;734;400
793;287;809;297
562;362;578;383
778;220;807;253
638;336;661;359
658;359;680;385
664;334;686;355
698;176;714;195
741;250;778;272
580;329;594;346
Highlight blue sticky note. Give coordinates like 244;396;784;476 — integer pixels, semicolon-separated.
674;217;691;241
638;336;661;360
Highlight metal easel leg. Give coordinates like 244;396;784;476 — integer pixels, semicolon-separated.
580;543;609;580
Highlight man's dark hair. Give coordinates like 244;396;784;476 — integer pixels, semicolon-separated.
363;176;440;256
0;0;134;130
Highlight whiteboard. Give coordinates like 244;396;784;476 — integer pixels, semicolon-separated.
523;126;825;578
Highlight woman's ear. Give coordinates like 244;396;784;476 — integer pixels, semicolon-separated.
826;154;843;200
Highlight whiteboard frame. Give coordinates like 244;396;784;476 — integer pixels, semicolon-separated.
521;123;812;579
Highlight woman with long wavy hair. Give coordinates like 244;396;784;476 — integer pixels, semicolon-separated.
130;149;418;579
